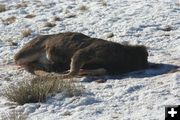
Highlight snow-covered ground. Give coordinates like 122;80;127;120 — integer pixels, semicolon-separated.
0;0;180;119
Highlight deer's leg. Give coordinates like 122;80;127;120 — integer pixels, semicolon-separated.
34;70;49;76
34;68;107;78
33;48;82;78
67;49;93;76
78;68;107;76
44;49;94;79
35;48;106;79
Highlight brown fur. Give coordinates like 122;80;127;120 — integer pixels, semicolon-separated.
14;32;148;77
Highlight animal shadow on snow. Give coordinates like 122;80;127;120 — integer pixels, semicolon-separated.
82;63;180;82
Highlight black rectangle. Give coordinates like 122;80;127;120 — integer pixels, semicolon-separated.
165;105;180;120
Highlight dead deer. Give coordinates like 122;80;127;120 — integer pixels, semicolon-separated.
14;32;148;78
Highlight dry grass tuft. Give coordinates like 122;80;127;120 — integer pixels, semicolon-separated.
59;79;84;97
176;3;180;6
5;38;18;46
24;14;36;19
79;5;88;11
52;16;61;21
21;29;32;38
16;1;28;8
1;16;16;25
1;110;27;120
162;25;172;31
44;22;56;27
0;4;6;12
100;0;107;6
65;14;76;18
3;76;84;105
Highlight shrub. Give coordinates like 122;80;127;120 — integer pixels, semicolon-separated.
1;110;27;120
65;13;76;18
21;29;32;38
162;25;172;31
2;16;16;25
44;22;56;27
100;0;107;6
0;4;6;12
51;16;61;21
24;14;36;19
3;76;84;105
79;5;88;11
16;1;28;8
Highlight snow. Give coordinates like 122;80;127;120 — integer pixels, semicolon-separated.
0;0;180;119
